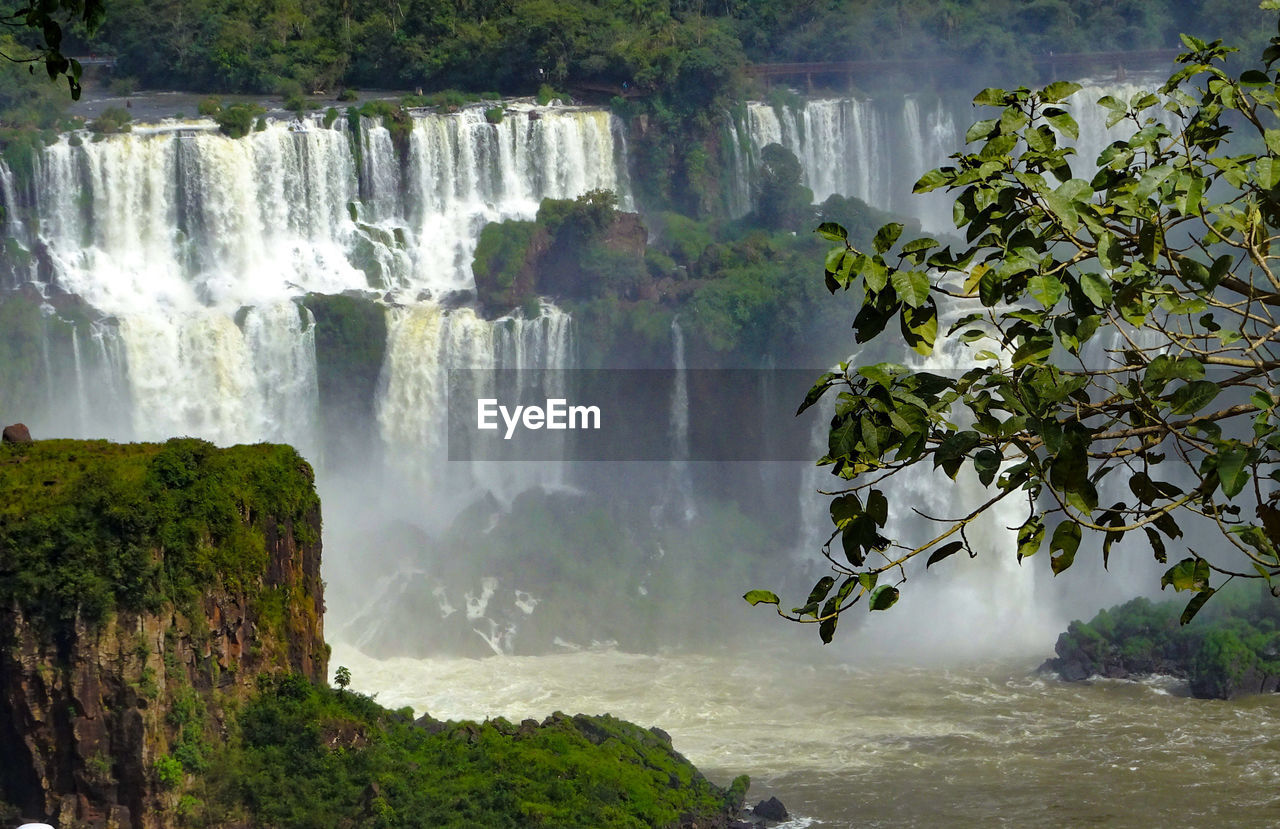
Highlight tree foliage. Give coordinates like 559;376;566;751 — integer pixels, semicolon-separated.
3;0;105;97
84;0;1270;102
751;14;1280;640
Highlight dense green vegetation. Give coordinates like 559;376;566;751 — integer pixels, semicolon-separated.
473;163;894;366
1046;585;1280;699
0;438;318;641
84;1;1266;102
189;672;746;828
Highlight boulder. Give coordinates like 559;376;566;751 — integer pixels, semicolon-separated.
3;423;32;444
753;796;788;821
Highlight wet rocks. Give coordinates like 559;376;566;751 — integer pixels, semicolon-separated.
752;796;789;821
2;422;32;444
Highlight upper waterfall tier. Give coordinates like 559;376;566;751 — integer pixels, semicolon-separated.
732;80;1175;233
8;104;629;314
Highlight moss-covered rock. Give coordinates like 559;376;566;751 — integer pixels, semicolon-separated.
190;677;746;828
301;293;387;471
1043;586;1280;699
472;190;650;316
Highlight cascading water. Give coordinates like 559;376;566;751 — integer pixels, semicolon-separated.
376;302;574;514
732;77;1173;234
1;104;625;450
657;317;696;525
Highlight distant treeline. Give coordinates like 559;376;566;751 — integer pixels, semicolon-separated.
76;0;1268;103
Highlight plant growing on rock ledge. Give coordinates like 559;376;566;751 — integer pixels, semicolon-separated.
750;13;1280;640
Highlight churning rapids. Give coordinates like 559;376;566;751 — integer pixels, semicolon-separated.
332;644;1280;828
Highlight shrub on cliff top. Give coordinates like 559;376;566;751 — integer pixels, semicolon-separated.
0;439;318;641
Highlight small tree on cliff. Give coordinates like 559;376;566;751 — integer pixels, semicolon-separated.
748;10;1280;641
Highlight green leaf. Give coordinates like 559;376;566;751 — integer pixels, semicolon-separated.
744;590;780;606
797;372;840;416
819;614;838;643
868;585;900;611
1144;355;1205;389
1017;515;1045;560
1167;380;1220;415
866;489;889;527
973;88;1006;106
1027;274;1065;309
830;493;862;526
1258;158;1280;190
1145;527;1167;564
816;222;847;242
1216;448;1249;498
1042;81;1082;103
913;169;949;193
1049;521;1082;575
926;541;965;568
1179;588;1216;625
1161;557;1210;592
892;270;931;308
900;301;938;356
979;267;1001;306
873;223;903;254
1080;273;1112;308
1096;233;1124;269
965;118;998;143
805;576;836;607
1045;110;1079;140
862;255;888;292
973;448;1002;486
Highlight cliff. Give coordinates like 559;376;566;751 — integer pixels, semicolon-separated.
0;437;327;828
0;436;756;829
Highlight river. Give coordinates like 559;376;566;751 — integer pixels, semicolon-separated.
331;643;1280;827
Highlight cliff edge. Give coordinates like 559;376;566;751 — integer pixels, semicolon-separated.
0;437;327;828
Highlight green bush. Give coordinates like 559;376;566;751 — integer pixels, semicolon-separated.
473;220;537;292
214;103;266;138
423;88;470;108
189;675;743;827
108;75;138;96
154;755;183;789
536;83;567;106
336;88;358;102
88;107;131;134
484;105;504;124
197;97;222;117
283;92;308;115
656;211;713;266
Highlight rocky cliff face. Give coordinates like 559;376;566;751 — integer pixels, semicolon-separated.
0;437;327;829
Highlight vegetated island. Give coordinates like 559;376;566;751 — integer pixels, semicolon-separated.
0;434;752;828
1042;584;1280;699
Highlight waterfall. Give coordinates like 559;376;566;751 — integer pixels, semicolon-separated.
0;103;625;453
737;77;1171;233
658;318;695;524
376;303;574;515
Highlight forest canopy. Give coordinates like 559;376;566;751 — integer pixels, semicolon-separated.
79;0;1271;101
